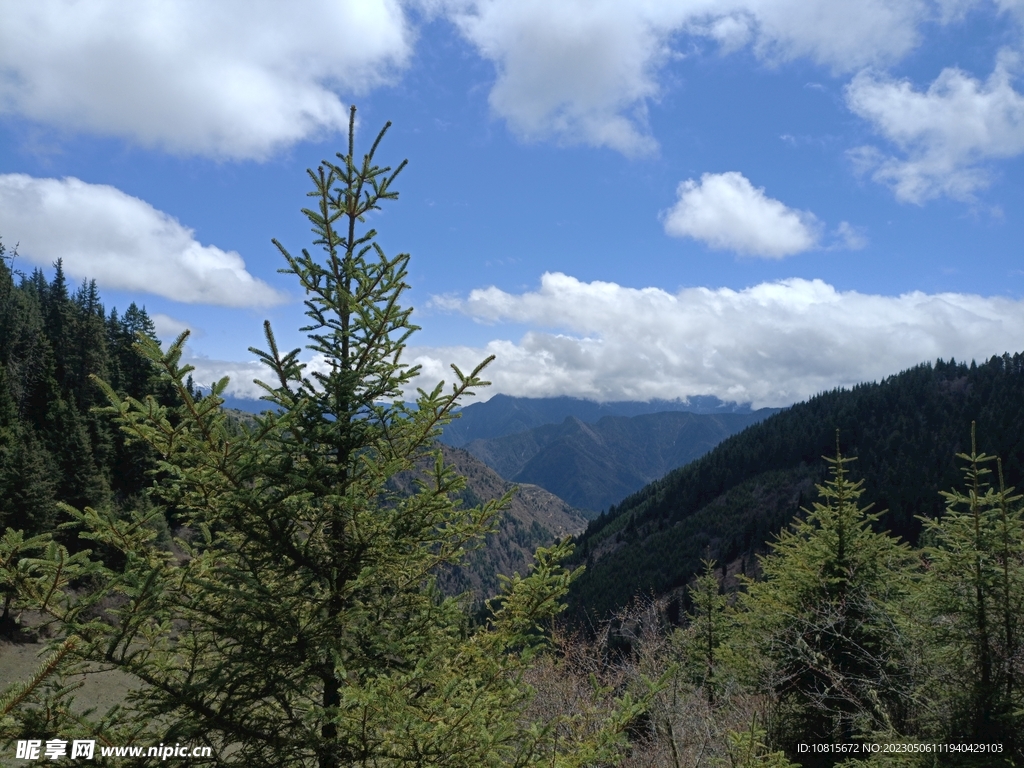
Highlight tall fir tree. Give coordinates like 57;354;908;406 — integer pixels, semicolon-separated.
0;246;60;534
104;303;165;503
741;435;913;756
917;423;1024;754
5;109;643;767
679;559;731;705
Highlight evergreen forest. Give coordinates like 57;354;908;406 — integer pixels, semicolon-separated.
0;242;174;551
0;110;1022;766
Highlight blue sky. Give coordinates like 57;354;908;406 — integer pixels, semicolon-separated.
2;0;1024;407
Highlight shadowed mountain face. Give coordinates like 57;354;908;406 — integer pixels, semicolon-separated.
566;354;1024;624
392;446;587;602
462;410;775;514
439;394;762;447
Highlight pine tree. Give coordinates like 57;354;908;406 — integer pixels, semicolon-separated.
917;423;1024;751
0;243;59;539
14;108;640;767
107;302;160;400
71;280;114;476
0;432;58;538
679;559;731;705
741;434;912;753
102;303;165;502
42;260;73;391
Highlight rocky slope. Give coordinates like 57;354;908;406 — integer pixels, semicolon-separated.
396;446;587;602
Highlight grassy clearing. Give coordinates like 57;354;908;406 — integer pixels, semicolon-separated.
1;639;136;716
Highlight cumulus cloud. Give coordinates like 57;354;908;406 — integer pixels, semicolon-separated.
725;0;927;71
0;174;286;307
846;59;1024;202
413;272;1024;407
446;0;950;154
663;172;819;257
448;0;674;155
0;1;411;159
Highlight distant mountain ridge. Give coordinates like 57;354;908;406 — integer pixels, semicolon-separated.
463;410;775;514
218;394;274;414
440;394;762;446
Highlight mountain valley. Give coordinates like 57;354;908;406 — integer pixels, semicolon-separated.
461;409;774;513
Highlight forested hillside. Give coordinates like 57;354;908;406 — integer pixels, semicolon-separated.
568;354;1024;622
0;240;172;539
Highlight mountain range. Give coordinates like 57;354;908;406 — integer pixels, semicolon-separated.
461;409;775;514
438;393;761;446
15;254;1022;636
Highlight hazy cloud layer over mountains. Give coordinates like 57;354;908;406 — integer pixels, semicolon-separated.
419;274;1024;408
195;272;1024;408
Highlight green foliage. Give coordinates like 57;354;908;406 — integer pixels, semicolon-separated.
0;636;82;734
0;526;106;751
677;559;732;704
717;716;799;768
7;109;638;767
915;423;1024;749
606;430;1024;766
0;528;50;635
741;435;913;749
0;395;58;538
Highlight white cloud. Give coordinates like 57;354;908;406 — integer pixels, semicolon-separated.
663;172;819;257
185;355;269;400
846;59;1024;202
0;174;287;308
448;0;674;155
728;0;927;71
0;1;411;159
445;0;950;154
413;272;1024;407
152;313;198;341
